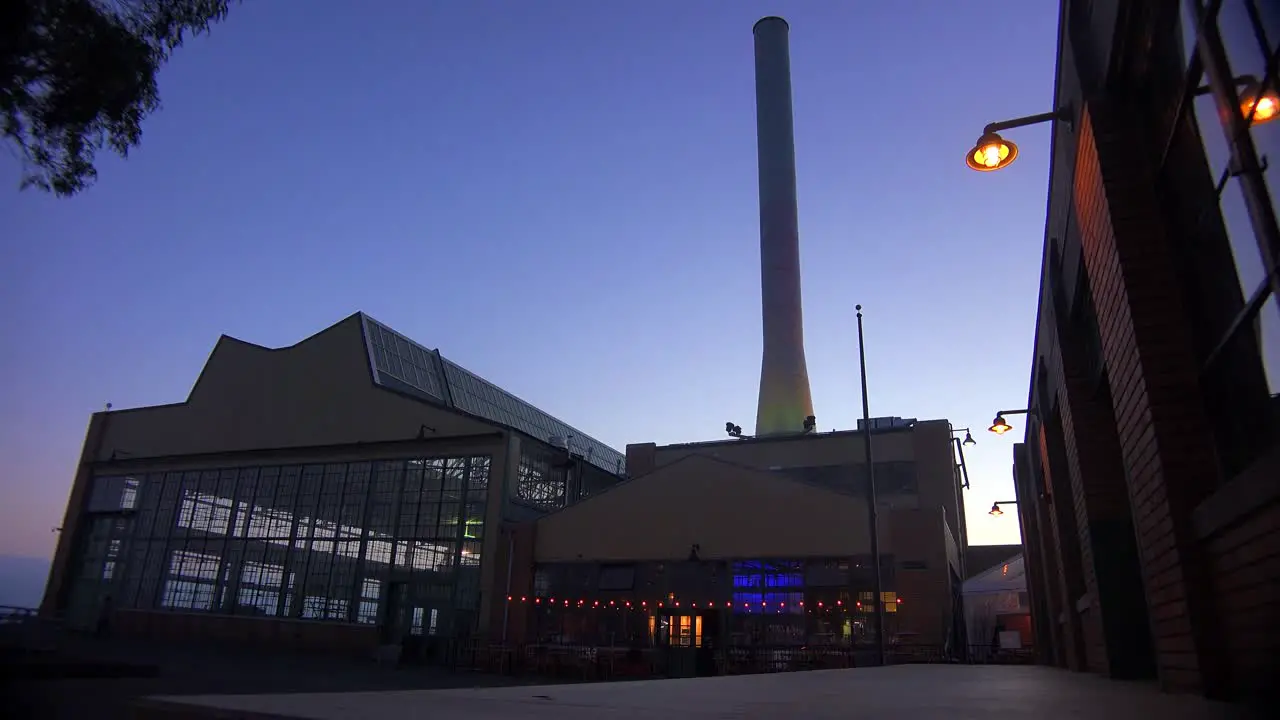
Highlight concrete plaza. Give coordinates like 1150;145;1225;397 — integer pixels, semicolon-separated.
136;664;1251;719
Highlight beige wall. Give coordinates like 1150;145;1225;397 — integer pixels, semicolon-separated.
47;314;517;624
890;507;954;645
909;422;967;559
534;455;881;562
93;314;498;463
43;414;108;616
640;429;917;471
625;420;966;554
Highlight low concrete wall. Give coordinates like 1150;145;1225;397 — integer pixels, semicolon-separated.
111;609;380;657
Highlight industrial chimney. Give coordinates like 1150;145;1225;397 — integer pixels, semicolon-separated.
753;16;815;436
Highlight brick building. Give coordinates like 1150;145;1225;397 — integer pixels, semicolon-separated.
997;0;1279;702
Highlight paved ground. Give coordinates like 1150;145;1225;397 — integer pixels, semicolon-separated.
141;664;1252;720
0;636;533;720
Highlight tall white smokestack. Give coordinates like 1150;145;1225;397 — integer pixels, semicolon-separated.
753;16;814;436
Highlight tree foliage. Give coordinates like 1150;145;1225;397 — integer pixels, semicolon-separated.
1;0;236;196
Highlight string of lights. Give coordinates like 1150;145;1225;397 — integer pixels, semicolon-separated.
504;596;902;613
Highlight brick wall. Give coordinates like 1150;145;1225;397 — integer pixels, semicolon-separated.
1017;0;1279;700
1007;444;1052;666
1050;296;1157;681
1050;350;1112;674
1016;437;1066;668
1038;409;1090;672
1028;493;1067;667
1071;100;1225;694
1205;497;1280;698
1195;441;1280;701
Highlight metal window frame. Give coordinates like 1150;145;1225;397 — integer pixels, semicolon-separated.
1186;0;1280;372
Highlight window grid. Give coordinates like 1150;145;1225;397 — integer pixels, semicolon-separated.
364;319;446;400
74;455;490;635
359;314;624;476
1174;1;1280;481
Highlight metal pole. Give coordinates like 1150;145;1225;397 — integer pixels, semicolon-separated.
983;106;1072;134
949;435;969;664
856;304;886;666
501;532;514;643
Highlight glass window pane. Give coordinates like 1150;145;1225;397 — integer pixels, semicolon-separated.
1259;292;1280;389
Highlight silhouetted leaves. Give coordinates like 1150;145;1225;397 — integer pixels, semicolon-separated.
1;0;236;196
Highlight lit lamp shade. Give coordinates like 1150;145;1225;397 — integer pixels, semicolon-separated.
966;132;1018;172
1241;85;1279;126
988;414;1013;435
989;503;1004;517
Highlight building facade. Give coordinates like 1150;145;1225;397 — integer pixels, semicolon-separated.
42;313;624;658
499;421;972;674
1008;0;1279;702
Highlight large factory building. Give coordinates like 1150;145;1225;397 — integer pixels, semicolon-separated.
500;420;972;676
42;312;972;674
41;312;627;657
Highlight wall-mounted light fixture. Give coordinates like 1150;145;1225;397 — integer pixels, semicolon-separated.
965;105;1073;172
987;409;1031;436
989;500;1018;517
1194;74;1279;127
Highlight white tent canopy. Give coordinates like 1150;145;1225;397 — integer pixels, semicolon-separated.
963;554;1028;651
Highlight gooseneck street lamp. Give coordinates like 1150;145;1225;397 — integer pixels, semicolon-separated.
987;409;1031;436
1193;74;1279;127
965;105;1073;172
989;500;1019;517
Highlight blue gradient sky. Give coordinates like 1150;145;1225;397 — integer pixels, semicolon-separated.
0;0;1062;559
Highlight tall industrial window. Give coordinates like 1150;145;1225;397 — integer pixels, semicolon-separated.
731;560;804;615
69;455;490;637
515;444;567;511
1177;0;1280;477
361;314;626;477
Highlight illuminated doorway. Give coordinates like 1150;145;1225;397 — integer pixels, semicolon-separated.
652;611;719;677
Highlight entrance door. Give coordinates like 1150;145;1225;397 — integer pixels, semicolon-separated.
654;612;717;677
382;581;411;644
66;516;127;632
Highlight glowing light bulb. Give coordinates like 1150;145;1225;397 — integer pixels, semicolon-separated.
982;144;1002;167
1251;95;1277;122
